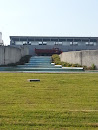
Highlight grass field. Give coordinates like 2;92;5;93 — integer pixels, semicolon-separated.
0;73;98;130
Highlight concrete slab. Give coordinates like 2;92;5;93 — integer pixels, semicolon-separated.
27;79;40;82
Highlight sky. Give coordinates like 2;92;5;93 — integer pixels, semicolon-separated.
0;0;98;45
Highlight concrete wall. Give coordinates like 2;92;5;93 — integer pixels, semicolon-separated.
10;45;29;56
4;46;21;64
0;46;4;65
0;46;29;65
19;46;29;57
60;50;98;69
82;50;98;68
60;51;82;65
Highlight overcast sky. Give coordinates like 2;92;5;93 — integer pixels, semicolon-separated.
0;0;98;45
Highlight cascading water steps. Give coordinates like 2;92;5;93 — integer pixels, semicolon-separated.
0;56;84;72
17;56;62;70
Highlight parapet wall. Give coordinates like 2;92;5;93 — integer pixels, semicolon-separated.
60;50;98;69
0;46;29;65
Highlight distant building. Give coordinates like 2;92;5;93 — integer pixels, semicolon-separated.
0;32;4;46
10;36;98;55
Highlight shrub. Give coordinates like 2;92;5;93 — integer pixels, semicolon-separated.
16;55;32;65
91;64;95;70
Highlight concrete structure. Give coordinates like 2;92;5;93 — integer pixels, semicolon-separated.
0;46;5;65
10;36;98;55
0;32;3;45
60;50;98;69
0;32;2;43
0;46;29;65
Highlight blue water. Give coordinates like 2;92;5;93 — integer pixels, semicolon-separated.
0;56;84;72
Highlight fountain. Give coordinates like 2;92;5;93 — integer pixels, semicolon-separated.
0;56;84;72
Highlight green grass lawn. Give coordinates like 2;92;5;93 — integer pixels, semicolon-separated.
0;73;98;130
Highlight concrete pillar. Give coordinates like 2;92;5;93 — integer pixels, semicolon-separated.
42;38;43;45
